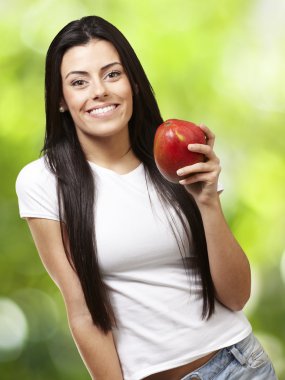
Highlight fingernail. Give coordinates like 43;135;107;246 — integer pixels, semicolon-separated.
188;144;195;150
177;169;184;175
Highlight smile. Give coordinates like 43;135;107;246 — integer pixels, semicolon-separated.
88;104;118;116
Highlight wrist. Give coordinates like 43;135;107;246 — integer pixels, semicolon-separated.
195;193;222;213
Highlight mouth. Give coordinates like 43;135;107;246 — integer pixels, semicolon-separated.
87;104;119;116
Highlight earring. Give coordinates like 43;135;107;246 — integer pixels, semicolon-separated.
59;106;65;113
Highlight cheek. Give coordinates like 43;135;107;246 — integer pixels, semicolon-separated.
118;78;133;98
121;84;133;110
62;88;84;110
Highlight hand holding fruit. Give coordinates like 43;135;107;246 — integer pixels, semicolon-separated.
154;119;221;205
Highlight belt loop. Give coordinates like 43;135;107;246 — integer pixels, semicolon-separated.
229;346;247;365
180;373;201;380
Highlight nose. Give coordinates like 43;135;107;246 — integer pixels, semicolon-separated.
90;79;108;99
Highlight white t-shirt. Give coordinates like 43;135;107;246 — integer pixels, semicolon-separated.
16;157;252;380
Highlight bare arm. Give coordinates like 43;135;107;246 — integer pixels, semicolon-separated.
197;195;251;310
177;125;251;310
26;218;123;380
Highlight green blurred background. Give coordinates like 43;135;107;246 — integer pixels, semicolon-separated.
1;0;284;378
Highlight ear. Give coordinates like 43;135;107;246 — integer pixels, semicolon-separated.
59;99;68;112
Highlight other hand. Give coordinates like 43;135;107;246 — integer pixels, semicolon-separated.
176;124;221;205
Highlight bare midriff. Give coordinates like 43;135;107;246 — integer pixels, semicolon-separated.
142;350;219;380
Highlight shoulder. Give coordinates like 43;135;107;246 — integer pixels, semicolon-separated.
16;156;56;192
16;156;54;182
15;156;59;220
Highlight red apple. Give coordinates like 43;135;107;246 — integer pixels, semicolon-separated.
154;119;206;183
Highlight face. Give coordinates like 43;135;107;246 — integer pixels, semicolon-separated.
60;39;133;146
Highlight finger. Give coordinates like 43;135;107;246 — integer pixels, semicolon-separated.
188;143;218;162
177;161;217;177
199;124;215;148
179;173;218;186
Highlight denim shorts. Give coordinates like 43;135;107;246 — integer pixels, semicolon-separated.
180;332;278;379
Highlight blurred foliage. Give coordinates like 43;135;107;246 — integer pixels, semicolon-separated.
1;0;284;378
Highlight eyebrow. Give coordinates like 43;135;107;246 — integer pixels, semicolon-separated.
64;61;122;79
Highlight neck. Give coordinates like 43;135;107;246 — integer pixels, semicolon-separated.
78;130;140;174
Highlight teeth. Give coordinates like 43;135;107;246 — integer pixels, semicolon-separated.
89;105;116;115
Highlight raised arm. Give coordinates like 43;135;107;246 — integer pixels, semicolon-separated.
177;124;251;311
26;218;123;380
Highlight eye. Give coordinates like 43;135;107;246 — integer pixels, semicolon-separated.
71;79;87;87
106;70;121;80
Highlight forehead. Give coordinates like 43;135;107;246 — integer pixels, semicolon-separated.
61;39;121;74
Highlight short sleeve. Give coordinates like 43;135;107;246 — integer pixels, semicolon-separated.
217;181;224;193
15;157;60;221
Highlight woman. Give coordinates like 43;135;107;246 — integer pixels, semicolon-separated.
16;16;277;380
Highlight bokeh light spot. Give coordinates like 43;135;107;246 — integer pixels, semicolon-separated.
0;297;28;362
12;288;59;342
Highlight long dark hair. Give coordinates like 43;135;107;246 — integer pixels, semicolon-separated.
43;15;215;333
